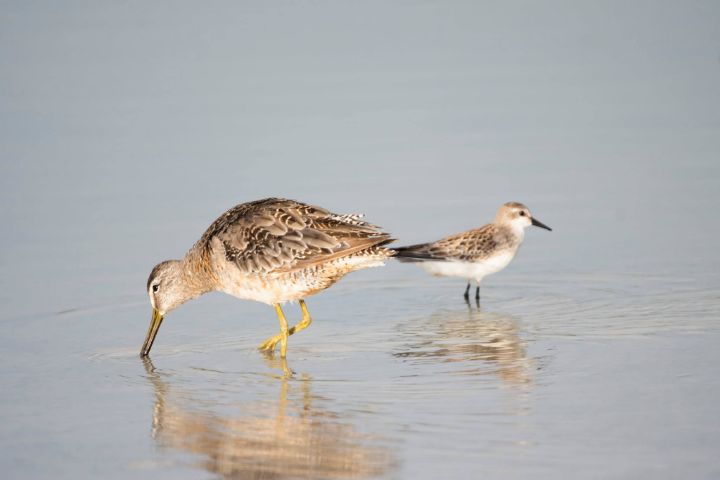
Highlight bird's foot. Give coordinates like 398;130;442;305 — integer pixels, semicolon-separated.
258;334;283;352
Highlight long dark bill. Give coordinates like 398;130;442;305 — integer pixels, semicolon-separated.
531;217;552;231
140;308;164;357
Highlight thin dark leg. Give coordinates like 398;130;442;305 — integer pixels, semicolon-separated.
475;286;480;300
463;283;470;301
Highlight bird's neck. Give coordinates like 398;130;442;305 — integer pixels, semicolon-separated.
176;251;216;298
511;223;526;243
497;222;525;248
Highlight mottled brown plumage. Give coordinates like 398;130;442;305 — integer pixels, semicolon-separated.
141;198;394;358
199;198;388;274
395;223;518;263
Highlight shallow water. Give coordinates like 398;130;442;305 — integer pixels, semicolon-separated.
3;269;719;479
2;2;720;479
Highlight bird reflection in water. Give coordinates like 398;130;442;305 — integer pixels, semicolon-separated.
394;308;532;385
142;358;394;479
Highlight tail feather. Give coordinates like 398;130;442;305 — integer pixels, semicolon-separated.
394;243;438;262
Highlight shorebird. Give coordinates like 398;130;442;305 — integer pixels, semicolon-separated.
141;198;393;358
395;202;551;303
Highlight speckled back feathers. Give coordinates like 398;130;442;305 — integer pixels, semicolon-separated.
395;223;518;263
197;198;394;276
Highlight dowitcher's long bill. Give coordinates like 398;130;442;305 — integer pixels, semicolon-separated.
141;198;394;358
395;202;551;303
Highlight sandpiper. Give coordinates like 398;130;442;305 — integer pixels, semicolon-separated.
395;202;551;303
141;198;393;358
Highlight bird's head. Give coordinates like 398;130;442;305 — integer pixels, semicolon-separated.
496;202;552;233
141;260;186;356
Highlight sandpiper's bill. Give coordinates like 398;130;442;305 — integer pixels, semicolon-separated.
395;202;551;304
141;198;393;358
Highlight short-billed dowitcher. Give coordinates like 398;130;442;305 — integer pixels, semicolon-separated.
141;198;393;358
395;202;551;303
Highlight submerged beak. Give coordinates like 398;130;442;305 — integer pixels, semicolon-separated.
531;217;552;231
140;308;164;357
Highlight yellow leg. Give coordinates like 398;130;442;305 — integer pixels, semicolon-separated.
276;304;289;357
258;304;290;356
258;300;313;355
289;299;312;335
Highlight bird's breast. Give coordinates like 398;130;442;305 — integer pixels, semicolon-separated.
419;250;517;281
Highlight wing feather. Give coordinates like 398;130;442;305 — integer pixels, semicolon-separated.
200;198;391;275
395;224;501;262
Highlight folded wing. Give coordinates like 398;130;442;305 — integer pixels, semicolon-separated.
205;198;393;274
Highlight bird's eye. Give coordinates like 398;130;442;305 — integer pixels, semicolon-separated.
519;211;526;216
152;284;159;293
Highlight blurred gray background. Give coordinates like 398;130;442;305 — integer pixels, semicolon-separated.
2;1;719;318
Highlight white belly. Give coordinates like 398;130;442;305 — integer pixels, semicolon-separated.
419;251;516;283
214;252;388;305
